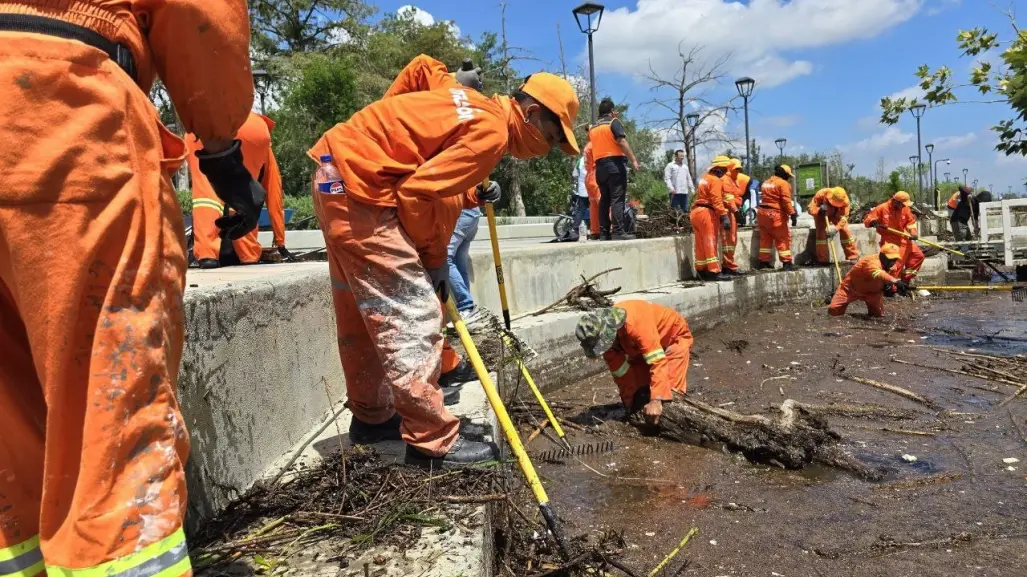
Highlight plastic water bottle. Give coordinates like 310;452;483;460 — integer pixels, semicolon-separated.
314;154;345;195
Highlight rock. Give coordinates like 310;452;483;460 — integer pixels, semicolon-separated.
902;454;918;463
1002;457;1020;464
372;555;387;565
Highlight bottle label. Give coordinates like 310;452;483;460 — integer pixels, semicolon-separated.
318;180;345;195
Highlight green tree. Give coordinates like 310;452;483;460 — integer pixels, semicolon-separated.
888;170;903;193
249;0;373;55
879;8;1027;155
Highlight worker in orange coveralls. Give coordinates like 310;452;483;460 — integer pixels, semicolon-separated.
828;243;909;317
584;142;602;239
0;1;258;576
863;191;924;283
809;187;859;265
757;164;797;270
310;54;579;467
188;112;286;268
719;158;745;275
575;300;694;425
691;156;734;281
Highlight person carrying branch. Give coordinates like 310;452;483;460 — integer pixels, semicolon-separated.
575;300;694;425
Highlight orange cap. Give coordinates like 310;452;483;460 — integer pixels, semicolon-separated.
520;73;580;155
892;191;912;207
827;187;848;208
880;242;902;259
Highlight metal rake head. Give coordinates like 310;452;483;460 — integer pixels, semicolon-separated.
1014;285;1026;303
534;440;616;463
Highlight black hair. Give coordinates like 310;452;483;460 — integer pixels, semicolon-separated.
598;98;615;116
709;166;728;177
674;149;685;155
513;86;563;128
774;165;791;179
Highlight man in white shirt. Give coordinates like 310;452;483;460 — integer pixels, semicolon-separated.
664;149;695;211
564;153;591;241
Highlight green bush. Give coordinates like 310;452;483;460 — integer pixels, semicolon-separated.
176;189;191;216
284;194;319;229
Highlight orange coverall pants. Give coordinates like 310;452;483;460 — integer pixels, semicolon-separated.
190;188;263;264
814;214;859;262
690;206;722;274
757;208;792;264
589;193;601;236
721;211;739;271
314;193;460;456
896;242;925;283
618;337;692;410
0;36;191;576
829;291;885;317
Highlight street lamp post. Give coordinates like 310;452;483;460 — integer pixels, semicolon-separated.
910;103;926;203
774;138;787;163
573;3;605;123
252;69;270;115
735;77;755;175
924;143;934;192
963;168;969;186
933;157;950;209
909;155;920;194
686;112;700;185
944;172;951;183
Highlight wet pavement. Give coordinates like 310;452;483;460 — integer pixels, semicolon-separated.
523;294;1027;576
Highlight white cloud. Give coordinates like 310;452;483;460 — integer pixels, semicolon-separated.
839;126;913;153
397;5;461;38
888;84;925;102
763;114;801;128
994;152;1027;166
933;132;977;150
592;0;922;88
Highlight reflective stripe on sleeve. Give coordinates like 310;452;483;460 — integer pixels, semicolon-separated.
0;535;43;577
644;349;666;364
611;361;630;378
191;198;224;212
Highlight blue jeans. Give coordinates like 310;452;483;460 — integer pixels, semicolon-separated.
448;208;481;311
670;194;689;211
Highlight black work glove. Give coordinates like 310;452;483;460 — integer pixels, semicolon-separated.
908;233;919;241
427;265;451;303
277;245;295;262
197;141;266;240
895;279;910;296
455;58;483;91
790;214;798;227
478;181;501;204
883;283;897;298
867;220;879;229
720;215;731;230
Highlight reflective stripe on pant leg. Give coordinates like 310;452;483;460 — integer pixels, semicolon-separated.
189;201;224;262
776;220;792;262
721;215;738;270
815;215;829;262
611;360;630;378
336;202;458;455
0;535;43;577
757;212;774;261
46;529;189;577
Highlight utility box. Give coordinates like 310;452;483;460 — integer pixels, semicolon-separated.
794;162;825;204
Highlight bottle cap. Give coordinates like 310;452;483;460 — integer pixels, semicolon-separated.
320;154;333;162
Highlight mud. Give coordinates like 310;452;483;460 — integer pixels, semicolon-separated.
521;294;1027;576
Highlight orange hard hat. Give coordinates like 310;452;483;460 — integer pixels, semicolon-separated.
827;187;849;208
880;242;902;260
891;191;912;207
520;73;580;155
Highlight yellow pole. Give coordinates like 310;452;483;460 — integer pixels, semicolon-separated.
444;297;571;557
885;227;1012;281
484;203;512;331
916;285;1013;291
647;527;699;577
510;348;570;449
827;232;843;285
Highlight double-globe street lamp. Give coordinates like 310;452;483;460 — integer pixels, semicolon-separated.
775;138;787;161
735;77;755;175
963;168;969;186
910;103;926;203
924;143;935;192
934;157;950;209
572;2;605;123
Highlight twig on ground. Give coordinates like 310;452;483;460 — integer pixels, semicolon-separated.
999;383;1027;408
442;494;509;503
1008;409;1027;445
532;267;623;316
321;377;348;489
841;374;941;409
892;357;1022;389
647;527;698;577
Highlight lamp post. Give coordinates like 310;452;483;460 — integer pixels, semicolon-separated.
944;172;951;183
963;168;969;186
909;155;920;194
735;77;755;175
686;112;700;184
252;69;270;115
572;2;605;123
909;103;926;203
924;143;934;192
934;157;950;209
775;138;786;163
973;178;979;189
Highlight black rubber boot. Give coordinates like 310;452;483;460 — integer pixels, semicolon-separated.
197;258;220;269
757;261;773;270
405;438;497;467
781;262;796;271
459;418;493;440
723;268;745;276
443;386;461;406
439;360;477;388
612;233;636;241
587;234;601;240
349;413;402;444
699;271;732;282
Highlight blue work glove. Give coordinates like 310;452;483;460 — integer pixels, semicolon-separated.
455;58;483;91
477;181;502;204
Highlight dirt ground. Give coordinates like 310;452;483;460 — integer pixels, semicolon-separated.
522;293;1027;577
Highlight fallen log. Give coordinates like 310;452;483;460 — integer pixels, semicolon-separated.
631;397;886;481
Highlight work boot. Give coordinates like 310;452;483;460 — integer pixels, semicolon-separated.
460;418;493;440
781;262;796;271
197;258;220;269
439;360;477;388
443;386;461;406
699;271;732;282
611;233;636;241
587;233;601;240
349;413;402;444
405;438;497;467
722;268;745;276
757;261;773;270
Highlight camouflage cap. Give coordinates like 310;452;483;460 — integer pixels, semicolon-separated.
575;307;627;358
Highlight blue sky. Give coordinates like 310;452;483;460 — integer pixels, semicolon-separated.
372;0;1025;194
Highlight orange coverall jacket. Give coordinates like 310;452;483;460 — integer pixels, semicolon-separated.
693;173;728;216
602;300;694;409
863;201;918;246
760;176;796;216
722;173;743;211
309;54;502;268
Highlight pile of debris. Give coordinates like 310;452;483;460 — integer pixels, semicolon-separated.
635;207;691;239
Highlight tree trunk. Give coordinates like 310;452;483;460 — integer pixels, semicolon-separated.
509;161;526;217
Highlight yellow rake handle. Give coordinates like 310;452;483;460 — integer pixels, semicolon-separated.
483;181;512;330
827;233;843;285
886;227;961;256
444;297;570;557
917;285;1013;291
516;355;570;447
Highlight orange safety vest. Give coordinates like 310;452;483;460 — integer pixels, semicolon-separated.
947;192;960;210
588;117;625;161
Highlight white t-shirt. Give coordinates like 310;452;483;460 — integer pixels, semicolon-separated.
664;161;695;195
573;156;589;198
